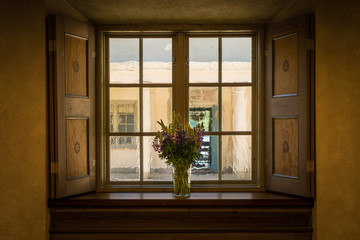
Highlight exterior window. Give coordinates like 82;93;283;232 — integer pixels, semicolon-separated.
110;103;136;148
103;33;257;188
188;37;253;181
107;37;173;182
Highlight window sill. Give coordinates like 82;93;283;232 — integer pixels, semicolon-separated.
48;191;313;207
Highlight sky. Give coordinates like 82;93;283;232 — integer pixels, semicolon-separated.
110;37;252;63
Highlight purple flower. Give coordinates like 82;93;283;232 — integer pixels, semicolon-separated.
152;112;205;167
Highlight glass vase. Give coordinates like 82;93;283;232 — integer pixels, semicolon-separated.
173;164;191;198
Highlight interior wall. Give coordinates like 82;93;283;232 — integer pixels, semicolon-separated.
0;1;47;240
315;0;360;239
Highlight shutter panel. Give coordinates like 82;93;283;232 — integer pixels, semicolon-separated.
265;16;315;197
48;16;96;198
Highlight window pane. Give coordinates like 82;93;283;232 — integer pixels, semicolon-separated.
222;135;251;180
222;38;252;83
143;136;172;181
191;136;219;181
127;115;134;123
189;38;218;83
110;88;139;132
189;87;218;132
127;125;134;132
110;136;140;181
143;38;172;83
110;38;139;83
222;87;252;131
143;87;172;132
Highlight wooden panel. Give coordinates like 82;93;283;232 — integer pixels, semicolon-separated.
65;35;87;96
273;34;298;96
48;192;313;240
273;118;299;178
66;118;88;179
48;15;96;198
265;16;314;197
65;98;90;116
50;208;312;230
50;232;312;240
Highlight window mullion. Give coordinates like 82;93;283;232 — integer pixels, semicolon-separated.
218;37;223;181
139;38;144;182
174;33;187;120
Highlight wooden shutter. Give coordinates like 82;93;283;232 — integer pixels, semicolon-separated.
265;16;315;197
48;16;96;198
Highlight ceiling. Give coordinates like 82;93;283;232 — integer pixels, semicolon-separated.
46;0;314;25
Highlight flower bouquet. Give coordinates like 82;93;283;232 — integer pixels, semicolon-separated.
152;112;205;197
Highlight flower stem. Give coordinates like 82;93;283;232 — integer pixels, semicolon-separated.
173;165;191;197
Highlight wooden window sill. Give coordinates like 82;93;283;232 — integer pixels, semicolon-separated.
48;191;313;207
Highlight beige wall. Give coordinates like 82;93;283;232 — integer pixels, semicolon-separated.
0;1;47;240
2;1;360;239
315;0;360;239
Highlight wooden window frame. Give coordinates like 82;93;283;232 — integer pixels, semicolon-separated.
96;26;264;192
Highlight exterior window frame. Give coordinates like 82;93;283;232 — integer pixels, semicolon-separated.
97;27;264;192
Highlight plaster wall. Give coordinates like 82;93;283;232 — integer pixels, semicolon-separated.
0;1;47;239
315;0;360;239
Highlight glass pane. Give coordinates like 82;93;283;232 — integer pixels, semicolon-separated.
119;115;125;123
143;38;172;83
127;115;134;123
127;125;134;132
222;135;251;180
222;38;252;83
189;87;218;132
110;136;140;181
143;88;172;132
118;125;126;132
110;38;139;83
143;136;172;181
222;87;252;131
110;88;139;132
191;136;219;181
189;38;218;83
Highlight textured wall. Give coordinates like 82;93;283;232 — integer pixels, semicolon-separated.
315;0;360;239
64;0;290;24
0;1;47;240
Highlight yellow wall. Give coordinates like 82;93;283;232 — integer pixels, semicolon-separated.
0;1;47;240
315;0;360;239
1;1;360;239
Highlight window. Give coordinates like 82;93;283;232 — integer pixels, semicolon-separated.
101;32;259;189
110;102;136;148
49;16;313;198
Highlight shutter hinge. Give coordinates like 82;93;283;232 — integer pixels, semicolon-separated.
92;51;96;58
51;161;58;174
172;57;176;67
307;160;314;173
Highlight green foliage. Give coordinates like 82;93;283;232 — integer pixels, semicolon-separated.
152;112;205;169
